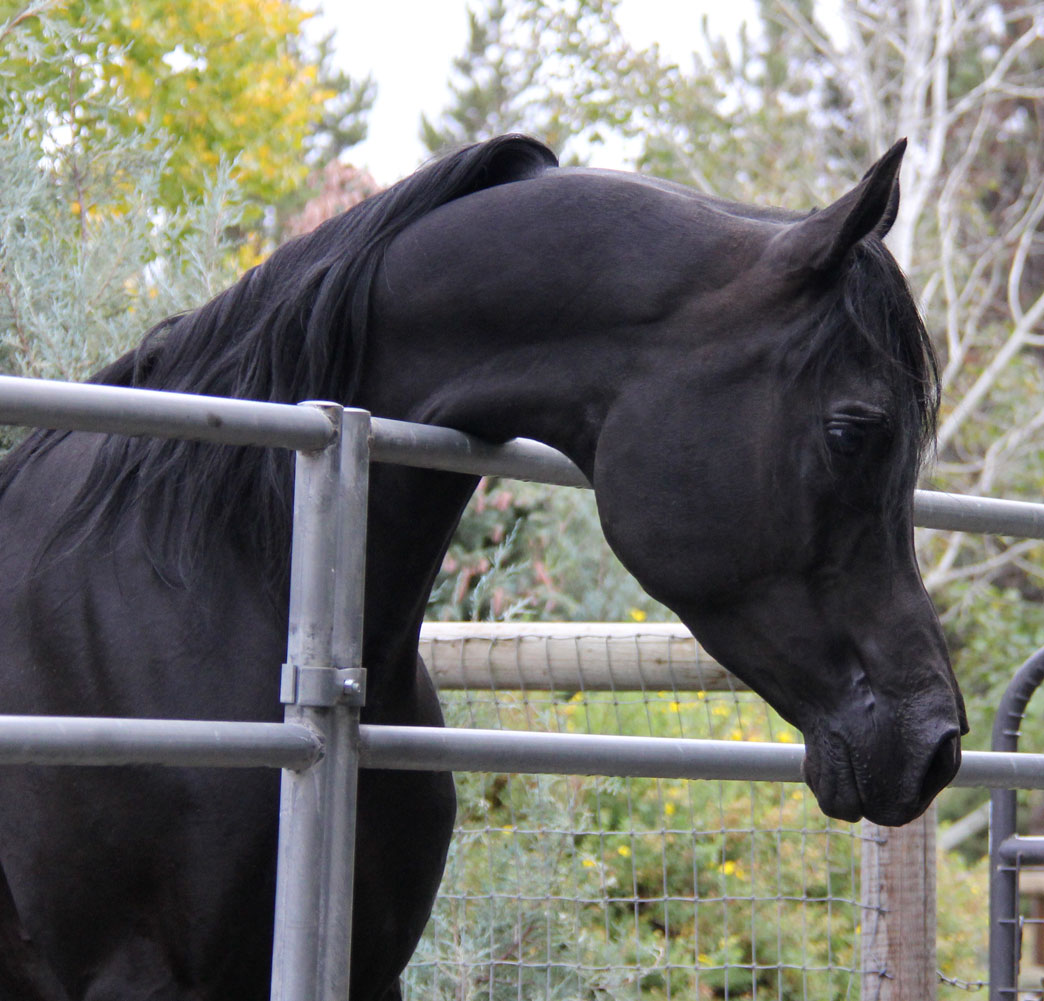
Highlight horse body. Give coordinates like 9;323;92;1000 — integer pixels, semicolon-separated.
0;135;965;999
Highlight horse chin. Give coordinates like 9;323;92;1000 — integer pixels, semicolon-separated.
800;727;962;828
800;751;866;824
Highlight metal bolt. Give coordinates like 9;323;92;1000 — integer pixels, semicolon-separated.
343;678;361;696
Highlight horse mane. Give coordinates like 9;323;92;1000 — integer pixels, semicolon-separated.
784;236;940;522
0;134;558;592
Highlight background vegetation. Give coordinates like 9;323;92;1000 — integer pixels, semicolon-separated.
0;0;370;388
1;0;1042;995
417;4;1042;985
404;689;989;999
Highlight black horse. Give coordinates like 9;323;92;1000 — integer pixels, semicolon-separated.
0;135;966;1000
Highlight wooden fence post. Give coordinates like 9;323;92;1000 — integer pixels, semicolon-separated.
861;806;937;1001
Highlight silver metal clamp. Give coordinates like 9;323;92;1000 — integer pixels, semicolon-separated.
280;664;367;708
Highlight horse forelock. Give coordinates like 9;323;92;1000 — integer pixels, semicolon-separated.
843;239;939;457
780;237;939;520
0;134;558;591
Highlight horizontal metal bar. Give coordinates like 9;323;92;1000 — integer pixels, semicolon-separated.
997;835;1044;865
369;418;1044;538
914;490;1044;540
956;750;1044;790
369;417;590;488
0;375;336;451
1;712;1043;792
0;715;323;769
360;725;806;781
360;726;1044;791
4;376;1044;538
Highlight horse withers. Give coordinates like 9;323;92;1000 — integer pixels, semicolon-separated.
0;135;964;999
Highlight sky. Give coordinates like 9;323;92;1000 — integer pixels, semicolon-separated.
312;0;760;185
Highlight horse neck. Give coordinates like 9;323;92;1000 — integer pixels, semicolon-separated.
351;460;480;720
353;329;619;715
347;169;728;706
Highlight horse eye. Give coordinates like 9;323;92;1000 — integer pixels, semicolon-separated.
826;421;866;456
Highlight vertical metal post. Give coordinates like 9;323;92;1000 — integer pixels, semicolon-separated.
270;404;370;1001
988;647;1044;1001
990;786;1019;1001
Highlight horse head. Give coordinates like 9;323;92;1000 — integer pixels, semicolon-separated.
353;135;962;825
592;142;966;825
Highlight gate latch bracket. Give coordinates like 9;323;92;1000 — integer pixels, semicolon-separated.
280;663;366;708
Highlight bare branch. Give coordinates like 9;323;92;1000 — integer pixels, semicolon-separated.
947;19;1044;123
925;538;1041;592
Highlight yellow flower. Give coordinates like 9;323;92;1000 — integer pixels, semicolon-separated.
581;858;597;868
629;608;647;622
718;859;746;879
617;845;631;858
664;802;676;817
777;731;795;743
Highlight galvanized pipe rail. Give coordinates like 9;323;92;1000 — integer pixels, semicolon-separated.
357;725;1044;790
0;374;336;450
0;715;321;769
0;714;1043;792
5;374;1044;537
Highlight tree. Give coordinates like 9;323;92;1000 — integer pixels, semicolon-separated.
0;0;378;409
421;0;655;162
0;0;372;218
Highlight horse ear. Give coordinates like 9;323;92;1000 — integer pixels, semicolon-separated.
770;139;906;276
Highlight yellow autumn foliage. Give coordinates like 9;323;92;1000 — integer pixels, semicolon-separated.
4;0;332;213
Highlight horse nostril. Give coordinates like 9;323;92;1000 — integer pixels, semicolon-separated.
921;730;961;802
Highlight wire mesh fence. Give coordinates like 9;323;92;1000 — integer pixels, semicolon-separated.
403;625;875;1001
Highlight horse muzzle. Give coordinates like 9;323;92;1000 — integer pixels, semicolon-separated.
800;720;962;827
